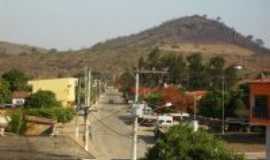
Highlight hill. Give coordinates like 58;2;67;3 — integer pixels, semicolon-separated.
90;15;270;55
0;15;270;77
0;41;47;55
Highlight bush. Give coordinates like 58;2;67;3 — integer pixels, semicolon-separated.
53;107;75;123
26;107;75;123
26;107;58;120
143;125;245;160
145;93;162;109
9;109;27;134
25;90;61;108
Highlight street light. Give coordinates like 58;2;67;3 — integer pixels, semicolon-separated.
221;65;243;135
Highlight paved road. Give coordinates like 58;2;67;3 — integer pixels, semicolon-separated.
89;88;154;160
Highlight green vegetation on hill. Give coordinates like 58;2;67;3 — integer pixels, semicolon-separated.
119;48;242;92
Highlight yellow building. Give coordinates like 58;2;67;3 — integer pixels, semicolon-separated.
28;78;78;107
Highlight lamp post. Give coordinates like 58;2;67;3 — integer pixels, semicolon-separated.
221;64;243;135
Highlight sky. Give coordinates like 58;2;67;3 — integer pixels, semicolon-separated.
0;0;270;50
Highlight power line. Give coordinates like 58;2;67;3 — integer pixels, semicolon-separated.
92;108;128;123
91;113;132;138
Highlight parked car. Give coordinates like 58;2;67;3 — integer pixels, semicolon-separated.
156;115;174;128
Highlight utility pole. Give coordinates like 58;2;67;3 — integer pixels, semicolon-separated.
84;67;92;151
132;69;167;160
75;78;81;140
222;75;225;135
132;72;139;160
193;95;197;121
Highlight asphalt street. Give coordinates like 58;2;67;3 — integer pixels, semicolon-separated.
89;88;155;160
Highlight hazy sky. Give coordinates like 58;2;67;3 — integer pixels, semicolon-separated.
0;0;270;50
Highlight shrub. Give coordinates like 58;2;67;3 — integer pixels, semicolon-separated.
26;107;75;123
25;90;61;108
9;109;27;134
53;107;75;123
145;93;162;109
26;107;58;120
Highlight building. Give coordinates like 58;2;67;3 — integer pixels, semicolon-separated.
12;91;31;106
28;78;78;107
249;78;270;160
249;79;270;125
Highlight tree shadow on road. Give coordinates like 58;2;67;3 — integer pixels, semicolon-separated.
138;135;156;144
118;115;133;125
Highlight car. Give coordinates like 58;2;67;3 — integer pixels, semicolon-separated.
156;115;174;127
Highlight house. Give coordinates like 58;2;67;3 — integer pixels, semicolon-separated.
12;91;31;106
249;78;270;160
28;78;78;107
249;78;270;125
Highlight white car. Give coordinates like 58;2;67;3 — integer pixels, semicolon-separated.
156;115;174;127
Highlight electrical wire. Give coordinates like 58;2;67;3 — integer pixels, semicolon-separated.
91;112;132;138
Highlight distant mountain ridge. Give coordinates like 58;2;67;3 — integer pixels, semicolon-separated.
90;15;270;54
0;41;47;55
0;15;269;77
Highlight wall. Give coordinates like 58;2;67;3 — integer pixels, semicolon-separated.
28;78;78;107
250;82;270;125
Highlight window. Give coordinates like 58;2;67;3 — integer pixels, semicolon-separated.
254;96;268;119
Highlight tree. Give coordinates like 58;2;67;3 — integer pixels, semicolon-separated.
25;90;61;108
255;38;264;47
187;53;206;90
118;71;134;98
146;47;161;69
48;48;58;54
143;125;245;160
138;56;146;70
246;35;253;41
226;89;248;119
199;89;231;118
207;56;225;89
0;80;11;103
2;69;31;91
216;16;222;21
224;65;241;89
159;54;187;85
233;99;248;118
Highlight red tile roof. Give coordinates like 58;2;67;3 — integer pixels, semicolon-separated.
249;79;270;84
12;91;31;99
186;90;207;99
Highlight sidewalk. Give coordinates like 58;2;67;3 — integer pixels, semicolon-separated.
245;152;265;160
59;103;100;159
